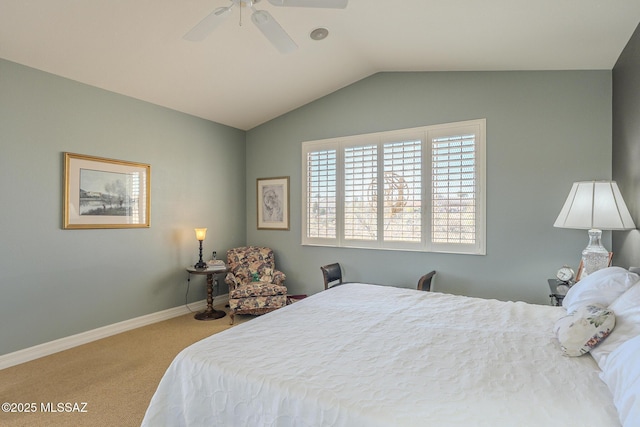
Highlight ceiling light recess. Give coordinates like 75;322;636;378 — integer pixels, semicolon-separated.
310;27;329;40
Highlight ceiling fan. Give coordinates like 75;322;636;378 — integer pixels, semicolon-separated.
184;0;348;54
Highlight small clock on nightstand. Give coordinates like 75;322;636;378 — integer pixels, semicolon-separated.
548;265;575;306
556;265;575;284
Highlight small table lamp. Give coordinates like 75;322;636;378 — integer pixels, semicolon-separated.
194;228;208;270
554;181;635;278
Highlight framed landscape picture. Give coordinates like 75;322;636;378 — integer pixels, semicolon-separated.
63;152;150;229
257;176;289;230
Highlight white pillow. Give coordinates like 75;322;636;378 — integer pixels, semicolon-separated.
553;304;616;356
599;334;640;427
591;282;640;368
562;267;639;312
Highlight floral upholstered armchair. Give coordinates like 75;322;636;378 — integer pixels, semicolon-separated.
225;246;287;324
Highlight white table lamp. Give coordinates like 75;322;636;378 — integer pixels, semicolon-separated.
554;181;635;278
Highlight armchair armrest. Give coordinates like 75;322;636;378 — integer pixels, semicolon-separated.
272;270;286;285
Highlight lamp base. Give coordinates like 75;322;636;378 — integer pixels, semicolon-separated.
194;239;207;270
581;229;610;278
194;261;208;270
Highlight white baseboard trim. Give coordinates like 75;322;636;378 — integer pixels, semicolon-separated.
0;294;229;371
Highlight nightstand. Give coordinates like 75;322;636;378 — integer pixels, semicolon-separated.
547;279;570;307
187;266;229;320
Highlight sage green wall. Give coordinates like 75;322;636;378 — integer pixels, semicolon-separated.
246;71;612;304
0;59;246;355
612;23;640;267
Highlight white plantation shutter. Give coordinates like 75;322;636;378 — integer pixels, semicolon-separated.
383;140;422;243
344;145;377;241
301;119;485;254
431;134;477;244
305;148;337;240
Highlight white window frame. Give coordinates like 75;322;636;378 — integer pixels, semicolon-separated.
301;119;486;255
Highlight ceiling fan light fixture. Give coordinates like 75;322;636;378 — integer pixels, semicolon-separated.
310;27;329;41
240;0;260;7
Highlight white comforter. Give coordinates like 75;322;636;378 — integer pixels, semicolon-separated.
142;283;620;426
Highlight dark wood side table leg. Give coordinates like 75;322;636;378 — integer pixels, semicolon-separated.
195;273;226;320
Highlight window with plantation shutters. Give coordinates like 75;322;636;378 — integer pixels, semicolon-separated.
302;119;485;255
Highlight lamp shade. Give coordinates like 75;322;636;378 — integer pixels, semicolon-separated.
194;228;207;241
554;181;635;230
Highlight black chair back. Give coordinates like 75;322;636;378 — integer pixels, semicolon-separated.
417;271;436;291
321;263;343;289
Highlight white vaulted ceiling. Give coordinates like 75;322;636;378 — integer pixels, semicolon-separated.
1;0;639;130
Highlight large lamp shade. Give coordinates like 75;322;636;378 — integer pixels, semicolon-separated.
554;181;635;230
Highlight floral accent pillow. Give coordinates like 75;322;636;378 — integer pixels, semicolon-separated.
554;304;616;357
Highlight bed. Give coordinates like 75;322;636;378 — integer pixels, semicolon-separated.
142;268;640;426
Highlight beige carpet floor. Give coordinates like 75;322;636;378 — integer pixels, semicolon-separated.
0;304;249;427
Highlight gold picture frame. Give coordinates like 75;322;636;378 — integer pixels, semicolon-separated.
64;152;150;229
257;176;289;230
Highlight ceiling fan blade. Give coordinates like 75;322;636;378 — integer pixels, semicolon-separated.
183;6;232;41
251;10;298;54
267;0;347;8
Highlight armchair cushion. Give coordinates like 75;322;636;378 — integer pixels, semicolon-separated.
230;282;287;299
229;295;287;312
